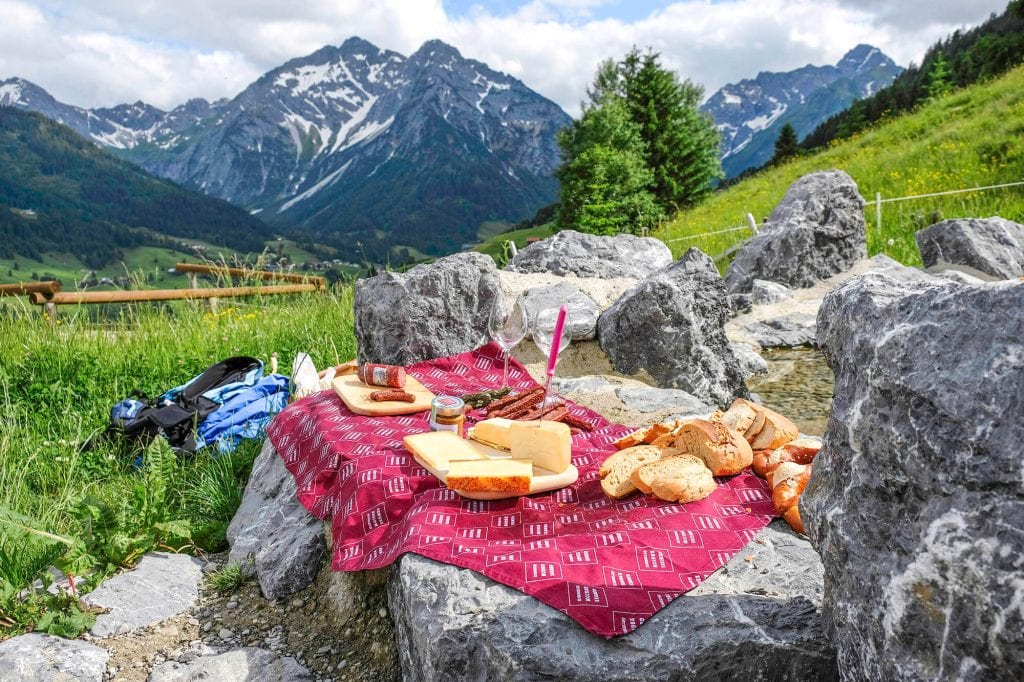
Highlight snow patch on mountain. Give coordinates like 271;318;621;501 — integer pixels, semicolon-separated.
279;161;352;212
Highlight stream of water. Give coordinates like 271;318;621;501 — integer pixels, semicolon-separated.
746;347;835;437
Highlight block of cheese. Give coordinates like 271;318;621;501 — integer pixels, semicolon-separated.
508;420;571;474
469;418;514;450
403;431;487;472
445;458;533;494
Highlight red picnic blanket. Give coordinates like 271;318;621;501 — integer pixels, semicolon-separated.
267;343;775;638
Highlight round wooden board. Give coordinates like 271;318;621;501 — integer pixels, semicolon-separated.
332;374;435;416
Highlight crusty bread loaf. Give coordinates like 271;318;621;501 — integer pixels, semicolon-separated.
749;406;799;450
631;455;716;504
599;445;664;499
720;398;759;434
744;410;767;441
671;419;753;476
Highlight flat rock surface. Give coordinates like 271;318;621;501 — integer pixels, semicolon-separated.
84;552;204;638
388;521;836;681
506;229;672;279
614;387;710;415
742;312;818;348
227;439;326;600
806;272;1024;680
0;633;109;682
147;647;312;681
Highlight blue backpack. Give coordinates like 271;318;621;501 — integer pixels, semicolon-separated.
108;356;288;455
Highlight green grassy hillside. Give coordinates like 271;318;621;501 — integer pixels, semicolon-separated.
657;65;1024;266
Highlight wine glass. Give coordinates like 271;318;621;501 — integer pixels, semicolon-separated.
488;296;528;389
532;306;571;408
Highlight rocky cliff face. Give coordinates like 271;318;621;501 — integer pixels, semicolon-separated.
702;45;902;177
1;37;571;260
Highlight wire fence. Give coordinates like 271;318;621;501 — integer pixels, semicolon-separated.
665;178;1024;258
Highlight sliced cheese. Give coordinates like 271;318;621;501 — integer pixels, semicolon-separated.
509;420;571;474
445;458;533;494
403;431;487;472
469;418;514;450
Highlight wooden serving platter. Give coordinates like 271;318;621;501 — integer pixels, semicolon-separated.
332;374;435;416
410;440;579;500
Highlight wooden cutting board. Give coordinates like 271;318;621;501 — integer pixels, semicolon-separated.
410;440;579;500
332;374;435;416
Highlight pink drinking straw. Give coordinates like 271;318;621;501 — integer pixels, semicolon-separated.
541;304;568;410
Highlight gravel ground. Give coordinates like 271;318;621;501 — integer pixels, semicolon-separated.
91;552;398;681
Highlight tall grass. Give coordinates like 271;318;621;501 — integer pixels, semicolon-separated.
658;64;1024;268
0;288;356;635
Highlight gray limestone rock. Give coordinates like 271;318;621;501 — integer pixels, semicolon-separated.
147;647;311;681
915;216;1024;279
227;440;326;600
553;375;620;394
727;293;753;317
388;521;836;681
726;170;867;293
597;248;748;408
84;552;203;638
730;342;768;378
0;633;109;682
751;279;792;304
861;253;935;283
614;387;710;415
506;229;672;279
354;252;502;364
520;282;599;340
804;272;1024;680
743;312;818;348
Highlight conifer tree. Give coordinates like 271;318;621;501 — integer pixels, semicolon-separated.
772;123;800;163
926;52;953;99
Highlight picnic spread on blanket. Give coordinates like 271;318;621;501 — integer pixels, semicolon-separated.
267;339;822;638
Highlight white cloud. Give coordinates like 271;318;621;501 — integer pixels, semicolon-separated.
0;0;1009;115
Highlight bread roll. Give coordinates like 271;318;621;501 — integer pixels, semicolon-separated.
671;420;753;476
770;463;811;534
631;455;716;504
599;445;664;499
753;436;821;478
749;406;799;450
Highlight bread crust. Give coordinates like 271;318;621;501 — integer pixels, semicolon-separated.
749;406;799;450
721;398;759;434
672;419;753;476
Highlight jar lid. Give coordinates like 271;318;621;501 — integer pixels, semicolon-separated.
431;395;465;417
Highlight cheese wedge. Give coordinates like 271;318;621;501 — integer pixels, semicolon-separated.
445;458;533;494
509;420;571;474
469;418;514;450
403;431;487;472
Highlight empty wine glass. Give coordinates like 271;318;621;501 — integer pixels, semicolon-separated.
532;306;571;408
488;296;528;388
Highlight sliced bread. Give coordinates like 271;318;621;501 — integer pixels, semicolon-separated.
749;406;799;450
672;419;753;476
613;422;672;450
632;455;716;504
720;398;759;434
599;445;664;499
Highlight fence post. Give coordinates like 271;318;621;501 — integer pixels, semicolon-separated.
746;213;758;235
875;192;882;233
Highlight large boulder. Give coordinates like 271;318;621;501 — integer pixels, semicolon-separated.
354;252;502;364
83;552;203;637
597;248;747;408
805;272;1024;680
725;170;867;293
520;282;600;341
506;229;672;279
227;440;326;600
915;216;1024;279
388;521;836;681
0;633;108;682
742;312;818;349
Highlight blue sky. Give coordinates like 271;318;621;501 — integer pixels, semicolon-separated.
0;0;1009;115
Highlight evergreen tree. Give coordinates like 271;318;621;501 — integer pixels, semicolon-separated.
556;97;661;235
772;123;800;163
619;48;723;211
926;52;953;99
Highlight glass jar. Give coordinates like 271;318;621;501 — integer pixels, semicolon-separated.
429;396;466;437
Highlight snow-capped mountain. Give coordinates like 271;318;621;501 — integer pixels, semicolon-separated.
702;44;903;177
1;37;571;260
